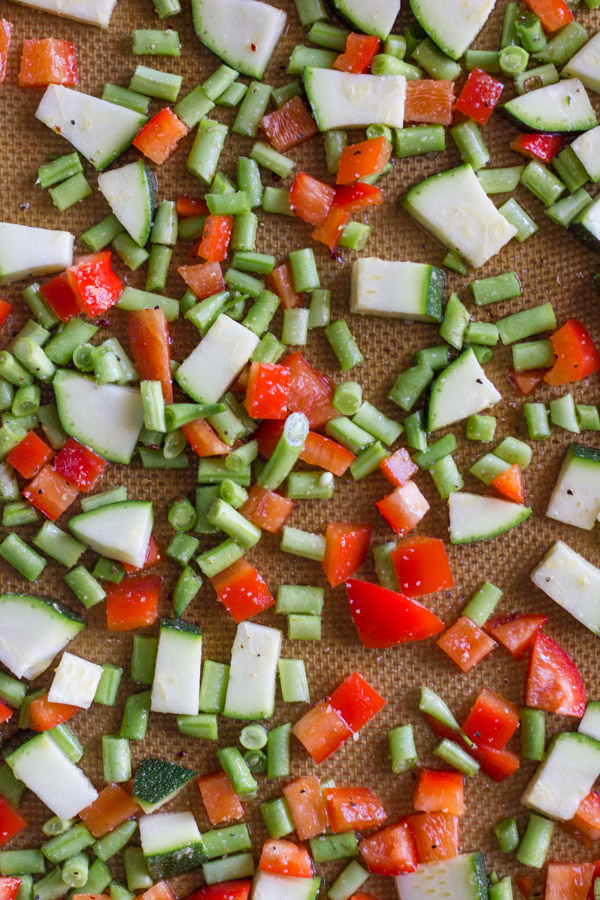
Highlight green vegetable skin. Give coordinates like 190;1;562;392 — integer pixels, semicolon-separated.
2;0;599;892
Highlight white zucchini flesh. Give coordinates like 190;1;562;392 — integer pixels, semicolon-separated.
401;165;518;269
35;85;147;171
53;370;144;465
449;493;532;545
571;125;600;182
502;79;597;132
223;621;282;720
410;0;496;60
0;223;74;286
191;0;287;80
97;161;156;248
68;501;154;569
349;258;443;322
8;0;116;27
7;732;97;819
531;539;600;636
396;852;488;899
175;314;260;404
151;621;203;716
139;811;202;856
331;0;400;40
579;702;600;742
304;68;406;131
563;31;600;95
48;651;103;709
252;871;321;900
545;443;600;529
428;348;502;431
522;732;600;821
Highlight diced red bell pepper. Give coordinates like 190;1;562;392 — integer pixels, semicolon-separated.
391;536;454;598
127;308;173;403
0;878;21;900
52;438;107;493
376;481;430;536
405;80;455;125
332;183;383;214
349;895;380;900
210;559;275;623
0;799;26;848
197;215;234;263
182;419;229;457
0;299;13;328
346;579;445;649
40;272;81;322
311;205;351;251
510;133;564;164
0;20;12;84
79;783;141;838
255;420;285;458
323;522;372;588
590;863;600;900
412;769;464;816
408;812;460;863
333;33;380;74
0;701;12;726
507;368;547;397
455;68;504;125
105;574;162;632
515;875;534;899
283;351;337;429
300;431;354;476
260;96;318;152
544;318;600;386
186;882;251;900
292;700;353;764
337;137;393;185
282;776;328;841
524;0;573;32
238;484;295;534
7;431;54;479
545;863;594;900
22;465;78;521
140;882;176;900
485;612;547;659
425;714;520;782
196;771;245;827
259;839;314;877
526;632;586;717
437;617;497;673
380;448;419;487
178;261;225;300
133;107;188;165
19;38;78;87
324;787;387;834
329;671;385;732
176;195;209;217
289;173;336;228
359;821;417;876
491;463;525;504
566;791;600;844
266;262;303;309
244;362;290;420
28;693;78;731
123;532;163;574
461;686;519;751
66;252;123;318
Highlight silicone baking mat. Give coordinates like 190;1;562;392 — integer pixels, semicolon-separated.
1;0;600;896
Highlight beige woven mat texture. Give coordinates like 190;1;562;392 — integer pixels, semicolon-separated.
1;0;600;896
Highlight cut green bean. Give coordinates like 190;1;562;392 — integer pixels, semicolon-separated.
131;635;157;686
42;824;94;865
260;797;294;839
333;382;363;416
494;817;520;854
288;45;336;74
177;713;218;740
327;860;369;900
462;581;502;627
217;746;258;795
120;691;150;741
197;538;245;578
325;320;364;372
130;64;181;101
388;724;418;773
259;413;309;490
234;82;272;137
524;402;550;441
450;121;489;171
412;37;462;80
122;848;152;892
187;118;228;185
516;814;554;868
267;722;291;778
102;83;151;115
94;664;122;707
520;708;545;761
282;308;309;346
498;302;556;345
324;130;347;174
310;832;358;863
434;739;479;776
550;392;580;433
388;365;433;413
0;850;45;876
0;533;45;581
93;820;137;862
499;198;538;242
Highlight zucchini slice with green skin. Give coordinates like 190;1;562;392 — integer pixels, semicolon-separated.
448;493;532;544
531;539;600;636
304;68;406;131
522;732;600;821
140;811;206;879
428;348;502;432
409;0;496;60
571;125;600;182
9;0;116;28
545;443;600;529
223;621;282;721
150;619;203;717
0;223;74;286
350;258;444;322
331;0;400;40
571;192;600;251
252;871;322;900
396;852;489;899
502;79;597;133
563;31;600;95
580;702;600;742
97;160;157;248
68;500;154;569
133;758;197;814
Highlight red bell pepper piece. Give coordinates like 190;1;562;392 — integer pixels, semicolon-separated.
289;173;336;227
544;318;600;386
510;133;564;164
349;894;380;900
390;535;454;597
196;215;234;263
332;183;383;214
28;693;79;731
283;351;337;428
491;463;526;504
196;771;245;827
437;617;497;673
407;812;460;863
0;299;13;328
127;308;173;403
300;431;354;476
141;883;176;900
266;262;303;308
176;195;209;217
52;438;107;493
0;700;11;726
123;532;163;574
178;261;225;300
323;522;372;587
324;787;387;834
524;0;573;32
379;447;419;487
545;863;594;900
210;559;275;623
244;362;290;420
282;776;328;841
455;68;504;125
425;715;520;782
40;272;81;322
19;38;78;87
507;368;547;397
79;784;141;838
515;875;534;899
133;107;188;165
376;481;430;536
291;700;353;764
526;632;586;717
66;252;123;317
238;484;295;534
311;205;351;251
105;574;162;632
334;33;380;74
346;579;445;649
461;686;519;751
255;420;285;458
337;136;392;185
186;883;251;900
405;80;455;125
258;839;314;877
328;671;385;732
7;431;54;479
182;419;229;457
260;96;318;152
485;612;547;659
566;791;600;843
412;768;464;816
0;20;12;84
359;821;417;876
0;878;21;900
0;798;26;847
22;465;78;521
